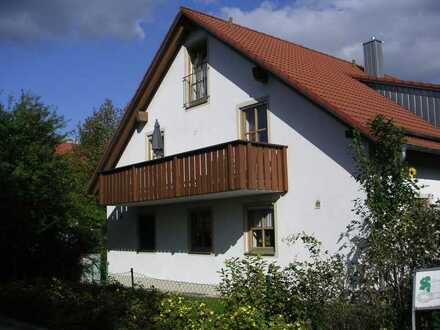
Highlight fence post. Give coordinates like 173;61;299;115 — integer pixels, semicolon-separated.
130;267;134;289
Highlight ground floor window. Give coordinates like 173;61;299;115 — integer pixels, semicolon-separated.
189;209;212;253
246;206;275;254
138;215;155;251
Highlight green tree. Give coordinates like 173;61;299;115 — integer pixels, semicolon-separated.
69;99;123;280
0;93;92;280
75;98;123;179
346;115;440;329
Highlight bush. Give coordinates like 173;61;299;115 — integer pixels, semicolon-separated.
218;233;389;329
155;295;306;330
0;278;163;330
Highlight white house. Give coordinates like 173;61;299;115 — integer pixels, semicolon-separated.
89;7;440;286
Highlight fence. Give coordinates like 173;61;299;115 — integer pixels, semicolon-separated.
108;268;219;297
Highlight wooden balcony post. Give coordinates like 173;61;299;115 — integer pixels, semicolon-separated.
173;156;182;197
227;144;234;190
132;165;139;202
238;143;247;189
247;143;257;189
281;146;288;192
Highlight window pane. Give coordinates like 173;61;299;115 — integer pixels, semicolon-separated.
265;210;273;228
190;210;212;252
248;210;263;228
252;230;263;247
138;216;155;251
257;105;268;142
264;229;274;248
248;207;275;251
257;106;267;130
246;109;255;133
258;130;268;143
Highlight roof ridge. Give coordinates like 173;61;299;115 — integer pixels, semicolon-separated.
180;6;360;69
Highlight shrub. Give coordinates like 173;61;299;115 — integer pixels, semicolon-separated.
0;278;163;330
155;295;306;330
218;233;389;329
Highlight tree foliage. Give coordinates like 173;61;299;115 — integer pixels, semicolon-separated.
69;99;123;279
346;115;440;328
0;93;87;280
74;98;123;181
0;94;122;281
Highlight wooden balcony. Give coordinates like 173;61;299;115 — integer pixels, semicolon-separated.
99;140;288;205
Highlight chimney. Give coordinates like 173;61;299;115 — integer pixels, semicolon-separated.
363;37;384;77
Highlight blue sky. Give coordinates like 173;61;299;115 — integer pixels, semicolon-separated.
1;0;439;136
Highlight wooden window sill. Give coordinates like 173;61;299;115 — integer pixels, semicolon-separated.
245;248;275;256
184;96;209;109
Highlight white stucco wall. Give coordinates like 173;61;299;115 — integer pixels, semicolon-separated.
107;30;440;284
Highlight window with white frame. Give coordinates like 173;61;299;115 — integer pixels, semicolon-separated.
246;206;275;254
240;103;268;143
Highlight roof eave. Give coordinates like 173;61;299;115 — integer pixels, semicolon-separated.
87;11;187;194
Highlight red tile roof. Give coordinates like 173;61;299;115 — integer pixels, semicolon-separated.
181;7;440;149
55;142;75;155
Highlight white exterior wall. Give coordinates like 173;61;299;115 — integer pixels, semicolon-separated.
107;31;440;284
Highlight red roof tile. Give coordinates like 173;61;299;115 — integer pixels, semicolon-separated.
181;7;440;149
56;142;75;155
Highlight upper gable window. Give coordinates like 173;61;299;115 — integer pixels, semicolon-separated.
184;41;208;108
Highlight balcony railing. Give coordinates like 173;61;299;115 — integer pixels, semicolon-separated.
183;63;208;108
99;140;288;205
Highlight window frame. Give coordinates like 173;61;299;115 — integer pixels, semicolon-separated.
184;41;209;109
146;130;165;161
188;208;213;254
240;102;269;143
137;214;156;253
244;205;275;256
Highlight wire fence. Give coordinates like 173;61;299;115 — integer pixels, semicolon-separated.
108;268;219;297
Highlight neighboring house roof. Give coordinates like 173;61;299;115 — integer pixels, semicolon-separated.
56;142;75;155
88;7;440;193
353;74;440;91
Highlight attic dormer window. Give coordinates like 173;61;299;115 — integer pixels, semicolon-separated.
184;42;208;108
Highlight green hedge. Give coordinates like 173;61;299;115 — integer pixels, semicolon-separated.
0;279;163;330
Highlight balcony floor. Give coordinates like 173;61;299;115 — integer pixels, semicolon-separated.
114;189;282;207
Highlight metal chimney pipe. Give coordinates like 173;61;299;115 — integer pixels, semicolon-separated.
363;37;384;77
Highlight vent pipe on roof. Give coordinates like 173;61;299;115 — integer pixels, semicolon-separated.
363;37;384;77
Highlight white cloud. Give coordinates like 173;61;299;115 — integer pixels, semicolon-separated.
0;0;161;42
221;0;440;82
